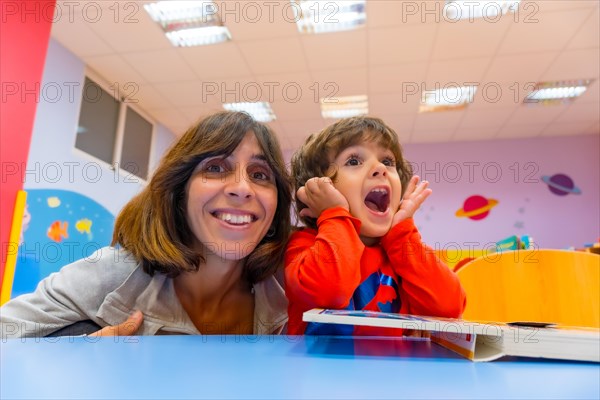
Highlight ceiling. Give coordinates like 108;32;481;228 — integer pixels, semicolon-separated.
50;0;600;151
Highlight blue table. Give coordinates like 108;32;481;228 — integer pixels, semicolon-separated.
1;335;598;399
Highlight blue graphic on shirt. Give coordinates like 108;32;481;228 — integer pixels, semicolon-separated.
306;271;401;335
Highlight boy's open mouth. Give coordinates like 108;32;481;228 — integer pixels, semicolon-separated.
364;188;390;213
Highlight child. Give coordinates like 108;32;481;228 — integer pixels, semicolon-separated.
285;116;466;335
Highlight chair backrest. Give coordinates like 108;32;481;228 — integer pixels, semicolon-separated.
456;250;600;328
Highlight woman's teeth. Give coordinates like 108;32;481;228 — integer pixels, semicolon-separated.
215;213;253;225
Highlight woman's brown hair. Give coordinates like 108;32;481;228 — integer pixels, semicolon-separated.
112;111;292;284
291;116;413;230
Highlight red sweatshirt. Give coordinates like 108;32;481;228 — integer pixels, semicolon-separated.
285;207;467;335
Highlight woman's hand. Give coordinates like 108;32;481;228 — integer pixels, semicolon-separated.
392;176;432;226
89;310;144;337
296;177;349;219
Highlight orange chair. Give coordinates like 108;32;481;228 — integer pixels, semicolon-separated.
456;249;600;328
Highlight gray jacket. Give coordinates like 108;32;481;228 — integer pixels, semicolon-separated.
0;247;288;338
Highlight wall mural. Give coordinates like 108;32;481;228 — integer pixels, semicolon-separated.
455;195;499;221
13;189;115;297
541;173;582;196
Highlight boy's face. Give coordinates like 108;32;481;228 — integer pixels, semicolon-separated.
328;140;402;245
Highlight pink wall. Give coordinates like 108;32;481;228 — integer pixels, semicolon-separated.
404;134;599;250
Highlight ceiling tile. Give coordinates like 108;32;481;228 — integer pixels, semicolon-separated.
530;0;598;13
51;17;114;57
302;30;367;70
414;110;465;132
369;63;429;94
238;37;308;74
568;7;600;49
279;119;327;150
45;0;599;145
483;52;558;83
85;5;172;53
425;57;490;86
498;9;592;55
154;81;227;107
369;24;437;65
540;48;600;82
432;17;511;61
84;54;148;87
270;97;322;122
122;50;198;83
459;107;516;129
255;72;314;102
310;68;368;97
368;114;414;142
553;102;600;124
505;103;570;126
369;93;420;116
146;107;190;135
178;105;227;124
579;80;600;103
368;0;445;27
224;1;299;41
469;81;537;109
179;42;253;79
132;84;172;110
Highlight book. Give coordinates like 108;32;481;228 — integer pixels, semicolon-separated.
303;309;600;362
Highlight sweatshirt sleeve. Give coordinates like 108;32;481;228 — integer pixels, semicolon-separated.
0;247;137;339
285;207;365;309
380;219;467;318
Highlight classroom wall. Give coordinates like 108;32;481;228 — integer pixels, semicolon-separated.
26;39;600;254
25;38;177;215
404;134;599;250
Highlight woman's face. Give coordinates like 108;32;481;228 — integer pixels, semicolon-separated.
185;132;278;261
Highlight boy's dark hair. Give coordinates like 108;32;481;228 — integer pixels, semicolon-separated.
291;116;413;229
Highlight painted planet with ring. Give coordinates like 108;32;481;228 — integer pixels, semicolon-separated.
541;173;581;196
455;195;498;221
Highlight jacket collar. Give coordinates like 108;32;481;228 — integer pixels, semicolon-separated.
97;265;288;335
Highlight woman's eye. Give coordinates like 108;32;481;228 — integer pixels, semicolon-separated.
252;172;269;180
201;160;227;173
249;168;274;183
206;165;223;172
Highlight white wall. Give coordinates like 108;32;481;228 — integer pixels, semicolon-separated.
26;39;176;215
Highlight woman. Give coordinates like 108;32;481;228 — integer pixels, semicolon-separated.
1;111;292;337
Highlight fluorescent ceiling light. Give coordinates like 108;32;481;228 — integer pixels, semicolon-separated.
223;102;276;123
524;80;594;104
419;86;477;113
293;0;366;34
320;95;368;119
144;1;231;47
444;0;521;20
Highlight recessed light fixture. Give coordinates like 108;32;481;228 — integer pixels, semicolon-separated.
320;95;368;119
419;86;477;113
444;0;521;20
293;0;366;34
223;102;276;122
524;80;594;105
144;1;231;47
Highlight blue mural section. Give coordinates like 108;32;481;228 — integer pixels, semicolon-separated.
13;189;115;297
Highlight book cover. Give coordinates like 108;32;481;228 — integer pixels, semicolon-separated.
303;309;600;362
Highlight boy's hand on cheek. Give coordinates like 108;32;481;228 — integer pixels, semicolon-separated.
392;176;432;226
297;177;349;219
